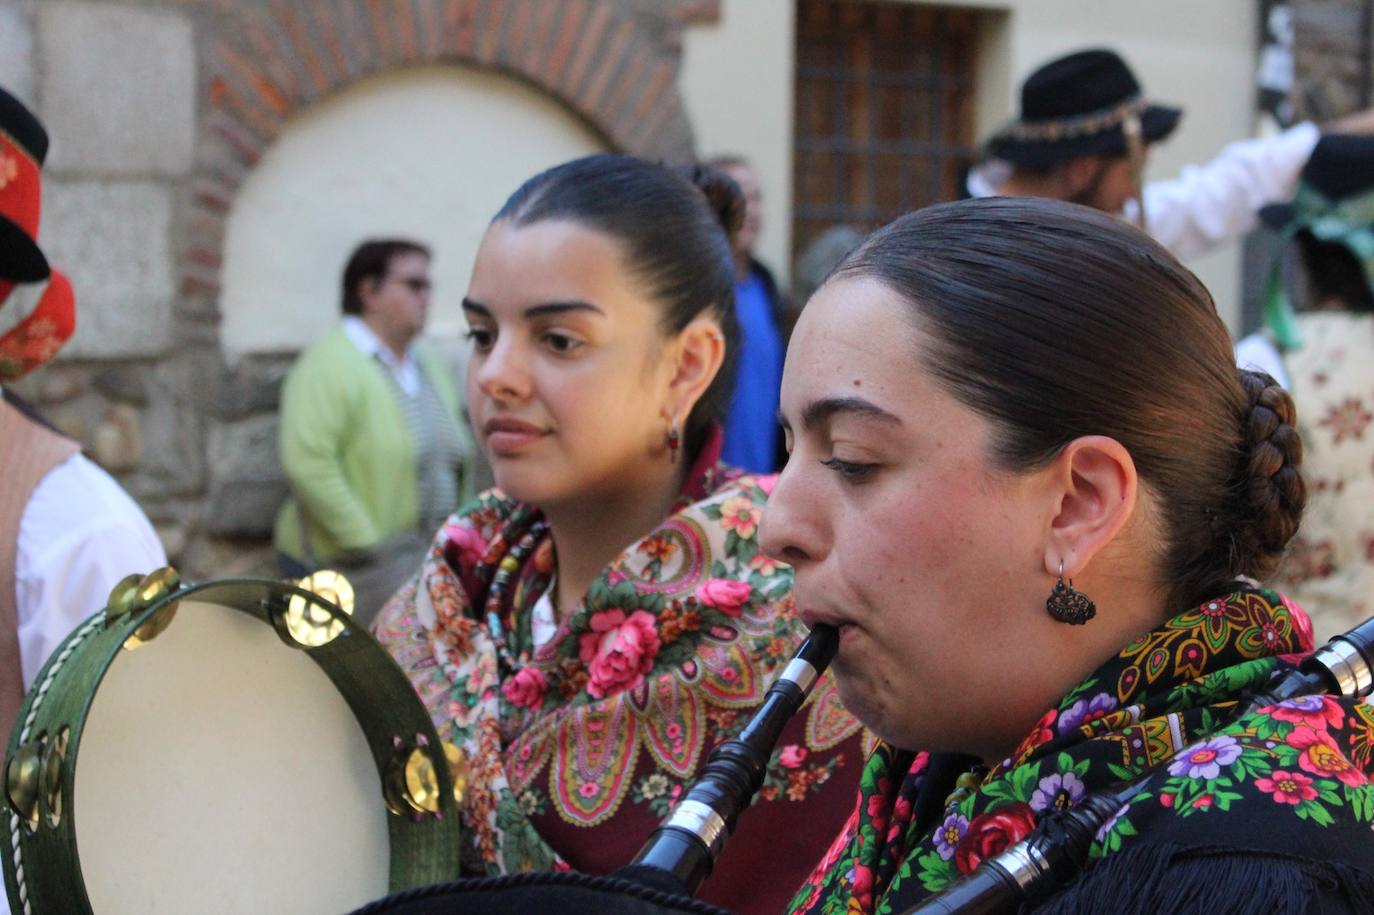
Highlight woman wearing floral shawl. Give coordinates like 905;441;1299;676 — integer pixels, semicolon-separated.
761;197;1374;914
1235;134;1374;643
372;155;862;915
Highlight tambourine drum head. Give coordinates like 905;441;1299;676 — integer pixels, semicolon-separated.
74;598;390;913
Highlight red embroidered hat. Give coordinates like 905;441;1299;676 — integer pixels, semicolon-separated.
0;85;50;282
0;84;75;382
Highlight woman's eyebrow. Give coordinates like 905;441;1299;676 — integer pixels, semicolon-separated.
460;298;604;319
524;301;604;319
799;395;902;431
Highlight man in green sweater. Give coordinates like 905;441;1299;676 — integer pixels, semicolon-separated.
274;239;473;623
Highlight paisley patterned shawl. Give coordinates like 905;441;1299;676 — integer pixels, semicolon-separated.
789;589;1374;915
372;447;866;915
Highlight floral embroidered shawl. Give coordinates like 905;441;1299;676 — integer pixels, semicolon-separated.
789;589;1374;915
373;446;865;915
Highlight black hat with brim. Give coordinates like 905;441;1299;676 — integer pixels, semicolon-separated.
985;48;1183;168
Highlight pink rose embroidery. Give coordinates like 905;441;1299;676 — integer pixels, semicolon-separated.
1281;594;1316;652
779;744;808;769
445;519;489;563
694;578;753;616
849;861;875;910
1288;726;1367;787
578;610;662;699
1256;770;1319;805
1268;694;1346;732
501;666;549;711
443;523;489;580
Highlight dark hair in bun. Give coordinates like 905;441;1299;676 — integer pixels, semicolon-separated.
675;162;747;245
492;154;740;461
833;196;1307;611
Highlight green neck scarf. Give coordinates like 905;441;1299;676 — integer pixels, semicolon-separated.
1266;183;1374;351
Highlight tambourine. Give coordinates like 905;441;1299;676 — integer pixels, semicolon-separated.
3;571;462;914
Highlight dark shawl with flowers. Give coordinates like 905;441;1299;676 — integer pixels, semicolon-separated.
372;440;866;915
789;589;1374;915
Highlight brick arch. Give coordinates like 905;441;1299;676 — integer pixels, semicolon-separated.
179;0;713;304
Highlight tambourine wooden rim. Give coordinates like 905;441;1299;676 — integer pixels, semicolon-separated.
2;575;461;914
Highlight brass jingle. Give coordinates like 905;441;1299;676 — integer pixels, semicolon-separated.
280;570;353;648
5;740;42;831
124;603;179;650
104;572;146;626
134;567;181;609
41;727;69;828
443;741;469;805
404;746;442;814
383;744;441;816
124;567;182;649
297;570;355;617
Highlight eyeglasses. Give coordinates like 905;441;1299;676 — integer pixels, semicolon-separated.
386;275;432;294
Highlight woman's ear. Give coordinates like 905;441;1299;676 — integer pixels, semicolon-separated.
664;317;725;423
1043;435;1138;577
1061;156;1104;199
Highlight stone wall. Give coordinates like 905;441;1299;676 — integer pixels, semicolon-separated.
2;0;716;580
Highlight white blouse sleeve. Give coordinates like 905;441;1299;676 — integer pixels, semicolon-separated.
1133;122;1321;262
15;454;167;688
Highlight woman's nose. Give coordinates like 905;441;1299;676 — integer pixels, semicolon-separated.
759;458;827;568
474;336;532;402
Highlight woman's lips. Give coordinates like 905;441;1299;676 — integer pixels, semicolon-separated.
800;610;856;648
484;418;549;454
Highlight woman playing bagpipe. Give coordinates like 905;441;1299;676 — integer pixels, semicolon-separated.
758;196;1374;914
370;154;864;915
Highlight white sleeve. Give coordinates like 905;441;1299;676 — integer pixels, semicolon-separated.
1235;332;1291;390
1136;121;1321;261
14;454;167;688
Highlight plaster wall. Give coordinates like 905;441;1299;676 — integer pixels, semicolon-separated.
680;0;796;288
219;65;608;357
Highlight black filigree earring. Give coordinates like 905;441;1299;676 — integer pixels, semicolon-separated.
1047;560;1096;625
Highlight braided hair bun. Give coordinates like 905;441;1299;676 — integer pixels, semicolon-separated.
1226;369;1307;583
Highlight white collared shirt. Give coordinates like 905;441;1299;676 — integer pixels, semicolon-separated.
342;316;422;398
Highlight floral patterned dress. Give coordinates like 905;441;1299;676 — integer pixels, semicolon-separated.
1271;312;1374;642
789;589;1374;915
373;443;865;915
